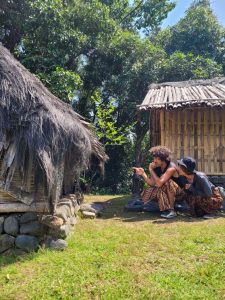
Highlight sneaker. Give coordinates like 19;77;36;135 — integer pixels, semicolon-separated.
161;210;177;219
160;210;169;217
203;214;215;219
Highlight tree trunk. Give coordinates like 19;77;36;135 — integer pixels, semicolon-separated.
132;111;149;194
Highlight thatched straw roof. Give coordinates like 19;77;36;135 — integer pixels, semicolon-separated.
0;45;108;208
139;77;225;110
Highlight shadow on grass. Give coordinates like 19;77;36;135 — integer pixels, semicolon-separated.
99;195;225;223
0;250;37;268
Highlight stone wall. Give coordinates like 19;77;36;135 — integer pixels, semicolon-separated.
0;194;80;255
208;176;225;189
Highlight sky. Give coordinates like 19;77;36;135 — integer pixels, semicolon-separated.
162;0;225;27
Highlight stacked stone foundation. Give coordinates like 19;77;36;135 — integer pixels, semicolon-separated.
0;194;80;255
208;176;225;189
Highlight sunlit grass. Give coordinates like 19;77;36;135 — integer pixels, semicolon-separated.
0;195;225;299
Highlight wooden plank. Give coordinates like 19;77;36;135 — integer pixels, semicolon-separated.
164;86;168;104
0;202;50;213
195;85;207;99
171;87;177;103
177;111;181;159
180;111;185;157
142;88;154;106
218;110;223;173
168;112;172;151
174;87;181;102
202;109;210;174
165;111;170;148
160;111;165;145
193;110;198;163
190;110;195;159
186;111;191;156
222;111;225;172
180;88;187;101
209;110;213;173
183;111;188;157
171;111;176;160
207;86;225;99
189;87;199;99
156;110;161;145
168;87;173;103
200;110;204;172
214;110;220;173
197;110;202;170
211;110;216;173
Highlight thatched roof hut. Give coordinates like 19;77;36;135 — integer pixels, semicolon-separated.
0;45;108;213
139;77;225;175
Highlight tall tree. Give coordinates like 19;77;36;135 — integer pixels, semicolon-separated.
152;0;225;60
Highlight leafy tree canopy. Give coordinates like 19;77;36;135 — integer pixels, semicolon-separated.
152;1;225;60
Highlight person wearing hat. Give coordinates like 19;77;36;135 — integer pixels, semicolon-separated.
177;157;223;218
133;145;186;219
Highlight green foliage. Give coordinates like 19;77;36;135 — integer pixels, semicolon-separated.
153;3;225;59
92;143;135;194
133;0;176;33
92;91;133;145
37;67;82;103
159;52;223;82
0;0;30;51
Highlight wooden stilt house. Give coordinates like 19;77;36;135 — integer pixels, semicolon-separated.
0;45;108;214
138;78;225;176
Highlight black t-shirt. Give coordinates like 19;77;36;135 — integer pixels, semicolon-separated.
153;162;188;188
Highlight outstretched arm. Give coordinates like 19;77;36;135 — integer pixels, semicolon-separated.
133;167;155;186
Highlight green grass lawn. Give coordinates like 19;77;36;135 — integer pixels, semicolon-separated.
0;195;225;300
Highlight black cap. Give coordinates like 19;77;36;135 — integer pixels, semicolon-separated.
177;157;196;173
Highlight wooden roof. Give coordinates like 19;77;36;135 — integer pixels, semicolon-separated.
139;77;225;110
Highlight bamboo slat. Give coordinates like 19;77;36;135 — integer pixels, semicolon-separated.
152;107;225;175
207;110;212;173
207;86;225;99
218;111;223;172
171;111;176;158
222;112;225;172
160;111;165;145
183;111;188;157
176;111;181;159
203;110;208;173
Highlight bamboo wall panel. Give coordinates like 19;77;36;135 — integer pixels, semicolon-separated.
150;110;161;146
0;158;47;203
152;109;225;175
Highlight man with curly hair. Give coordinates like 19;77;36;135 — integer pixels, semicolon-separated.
133;145;186;219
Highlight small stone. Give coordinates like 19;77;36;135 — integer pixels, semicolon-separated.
69;216;77;226
43;236;67;251
4;216;19;236
81;211;96;219
67;194;77;201
20;213;38;224
20;221;48;236
0;234;15;253
56;198;79;215
48;223;71;239
55;205;71;221
2;248;27;256
58;224;71;239
80;203;97;214
15;235;39;252
0;216;4;234
40;215;64;229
